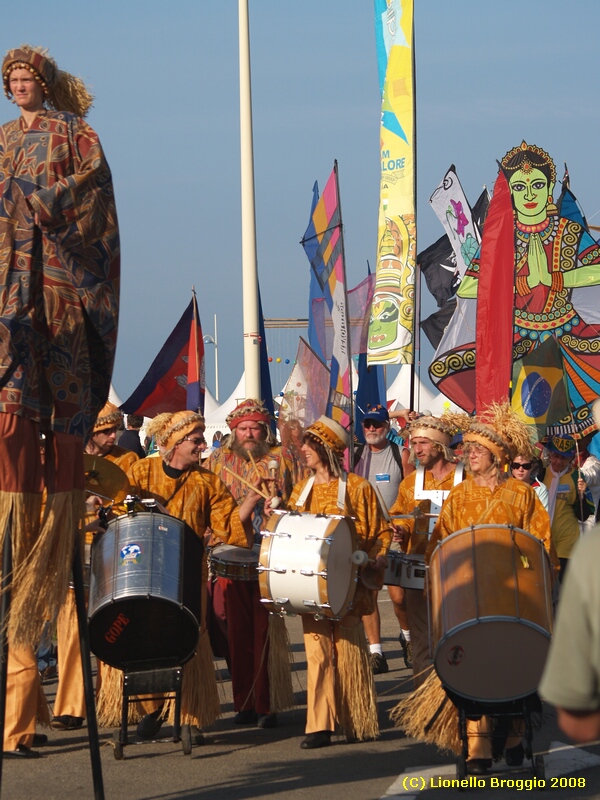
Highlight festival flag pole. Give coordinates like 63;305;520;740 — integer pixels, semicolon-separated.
334;161;354;458
300;162;353;467
409;9;418;413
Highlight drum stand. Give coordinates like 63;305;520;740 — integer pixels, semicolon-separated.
112;666;191;759
0;515;105;800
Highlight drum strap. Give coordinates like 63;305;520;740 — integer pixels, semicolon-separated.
294;472;348;512
295;476;315;507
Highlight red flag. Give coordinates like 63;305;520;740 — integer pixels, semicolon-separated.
186;293;205;413
475;170;515;411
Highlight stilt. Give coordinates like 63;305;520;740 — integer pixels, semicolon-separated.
0;519;13;795
72;536;105;800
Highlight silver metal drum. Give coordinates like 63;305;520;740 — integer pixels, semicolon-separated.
88;511;203;670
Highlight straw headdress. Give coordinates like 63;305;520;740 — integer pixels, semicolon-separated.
408;413;469;462
146;410;205;453
463;402;534;468
3;45;94;117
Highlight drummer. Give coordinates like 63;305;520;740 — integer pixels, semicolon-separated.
426;404;553;775
389;414;465;687
51;402;140;732
284;415;393;749
205;399;294;729
122;410;261;743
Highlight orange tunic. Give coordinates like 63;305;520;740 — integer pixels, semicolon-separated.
126;457;248;549
426;476;553;563
390;467;461;556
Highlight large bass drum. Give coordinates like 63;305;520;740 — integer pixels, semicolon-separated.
88;511;203;670
258;511;358;619
429;524;553;702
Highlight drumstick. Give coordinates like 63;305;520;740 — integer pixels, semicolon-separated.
268;459;279;498
373;484;392;523
390;512;439;519
223;467;272;501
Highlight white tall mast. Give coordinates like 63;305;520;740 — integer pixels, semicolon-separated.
239;0;261;399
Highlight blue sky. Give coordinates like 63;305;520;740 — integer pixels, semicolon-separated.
3;1;600;406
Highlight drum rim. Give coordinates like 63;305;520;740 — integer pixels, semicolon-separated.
442;524;542;546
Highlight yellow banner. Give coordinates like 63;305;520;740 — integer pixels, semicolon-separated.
368;0;416;365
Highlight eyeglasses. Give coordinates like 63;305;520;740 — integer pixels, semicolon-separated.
363;421;385;429
511;462;533;470
183;436;205;447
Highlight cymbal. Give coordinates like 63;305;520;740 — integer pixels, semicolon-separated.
84;454;129;505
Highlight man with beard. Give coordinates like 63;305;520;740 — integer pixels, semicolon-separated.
205;400;294;728
354;405;407;674
52;402;139;731
389;415;464;687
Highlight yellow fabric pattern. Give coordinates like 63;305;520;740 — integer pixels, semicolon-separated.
106;444;139;474
390;468;460;555
426;476;553;563
206;445;294;505
126;457;248;548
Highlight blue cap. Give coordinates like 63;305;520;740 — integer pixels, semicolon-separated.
363;404;389;424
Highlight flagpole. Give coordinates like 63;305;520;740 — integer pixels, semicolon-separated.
239;0;261;399
334;160;354;464
409;8;418;413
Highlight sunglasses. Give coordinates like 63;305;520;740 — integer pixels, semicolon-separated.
183;436;206;447
511;462;533;470
363;420;385;429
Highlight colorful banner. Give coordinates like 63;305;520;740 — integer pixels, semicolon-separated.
475;170;515;411
368;0;416;365
186;293;205;414
310;273;376;360
121;298;204;417
429;166;481;279
278;337;330;431
301;162;352;429
306;181;327;363
511;335;570;442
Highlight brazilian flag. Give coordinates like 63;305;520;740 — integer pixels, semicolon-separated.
511;336;570;442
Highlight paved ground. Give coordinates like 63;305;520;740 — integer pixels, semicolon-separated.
3;590;600;800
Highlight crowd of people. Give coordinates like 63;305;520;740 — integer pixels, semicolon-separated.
2;43;600;784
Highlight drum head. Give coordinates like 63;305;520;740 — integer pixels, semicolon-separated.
435;622;550;702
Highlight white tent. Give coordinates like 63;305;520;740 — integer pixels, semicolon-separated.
386;365;462;415
204;372;247;443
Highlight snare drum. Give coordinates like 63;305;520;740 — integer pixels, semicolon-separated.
258;511;358;619
429;524;553;702
210;544;260;581
384;551;426;590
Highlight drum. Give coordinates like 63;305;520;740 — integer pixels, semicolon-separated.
384;551;426;589
429;525;553;702
88;511;203;670
258;511;358;619
210;543;260;581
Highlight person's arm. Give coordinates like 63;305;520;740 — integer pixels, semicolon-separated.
556;708;600;743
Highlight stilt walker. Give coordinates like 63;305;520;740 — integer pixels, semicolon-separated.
0;45;120;798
